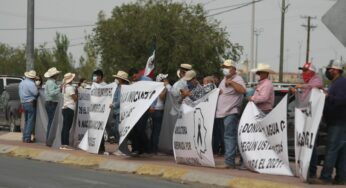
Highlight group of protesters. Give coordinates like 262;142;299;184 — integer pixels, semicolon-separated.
18;58;346;185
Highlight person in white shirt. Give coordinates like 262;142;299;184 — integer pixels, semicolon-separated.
60;73;77;150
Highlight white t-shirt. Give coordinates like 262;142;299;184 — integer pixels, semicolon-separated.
62;84;76;110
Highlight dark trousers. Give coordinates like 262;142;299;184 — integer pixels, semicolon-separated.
45;101;58;140
212;118;225;154
61;108;74;145
150;110;164;153
130;111;150;154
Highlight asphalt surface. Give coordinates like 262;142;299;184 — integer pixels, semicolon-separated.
0;155;203;188
0;132;339;188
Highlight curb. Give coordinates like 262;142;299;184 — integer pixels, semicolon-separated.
0;144;302;188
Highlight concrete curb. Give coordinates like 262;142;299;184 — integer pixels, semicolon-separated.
0;144;302;188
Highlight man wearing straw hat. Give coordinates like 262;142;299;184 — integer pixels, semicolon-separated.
216;60;246;169
60;72;77;150
248;63;275;114
44;67;61;141
111;70;130;156
19;70;39;143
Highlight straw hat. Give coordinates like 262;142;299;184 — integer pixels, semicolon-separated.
62;73;75;84
177;64;193;78
24;70;38;79
326;59;344;70
182;70;197;81
222;59;236;68
44;67;61;78
251;63;275;74
112;70;130;83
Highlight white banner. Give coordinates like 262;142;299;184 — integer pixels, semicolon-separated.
72;88;91;147
173;89;219;167
118;81;164;150
295;89;325;181
238;95;293;176
79;83;117;153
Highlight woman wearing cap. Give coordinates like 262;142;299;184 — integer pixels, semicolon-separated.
248;64;275;114
44;67;61;141
60;73;77;150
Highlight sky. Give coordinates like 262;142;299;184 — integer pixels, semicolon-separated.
0;0;345;73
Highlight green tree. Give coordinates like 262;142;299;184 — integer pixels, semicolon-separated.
52;32;75;75
77;35;97;81
0;43;25;76
93;0;242;81
34;44;55;77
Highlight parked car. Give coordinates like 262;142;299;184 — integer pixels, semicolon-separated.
0;76;24;131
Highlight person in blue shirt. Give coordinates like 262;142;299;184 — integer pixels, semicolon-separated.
313;60;346;185
19;70;39;143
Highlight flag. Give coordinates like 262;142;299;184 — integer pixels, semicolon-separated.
144;39;156;78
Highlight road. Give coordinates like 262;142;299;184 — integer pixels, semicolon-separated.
0;156;202;188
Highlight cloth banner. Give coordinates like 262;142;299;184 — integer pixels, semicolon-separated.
118;81;164;152
238;95;293;176
173;89;219;167
295;88;325;181
79;83;116;153
72;88;91;147
158;92;178;154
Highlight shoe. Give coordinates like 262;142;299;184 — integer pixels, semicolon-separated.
103;151;110;155
23;139;33;143
130;151;140;157
238;164;247;170
112;150;126;156
333;180;346;185
108;136;116;144
309;178;333;185
217;163;235;169
59;145;73;151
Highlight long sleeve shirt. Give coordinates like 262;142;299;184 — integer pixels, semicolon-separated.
44;78;61;102
324;76;346;124
112;86;121;115
251;78;274;112
301;75;323;100
19;78;38;103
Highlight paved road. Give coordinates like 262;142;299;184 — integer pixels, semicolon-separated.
0;156;202;188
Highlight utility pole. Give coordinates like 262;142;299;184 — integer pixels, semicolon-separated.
255;28;263;69
26;0;35;71
249;0;255;83
301;16;317;64
279;0;289;83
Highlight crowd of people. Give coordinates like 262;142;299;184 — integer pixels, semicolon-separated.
17;59;346;185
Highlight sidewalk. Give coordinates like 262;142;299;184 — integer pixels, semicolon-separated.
0;132;333;188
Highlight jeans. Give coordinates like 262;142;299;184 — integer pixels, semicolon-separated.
212;118;224;154
309;146;318;178
61;108;74;146
223;114;240;166
22;102;36;141
45;101;58;140
112;114;120;142
320;123;346;182
150;110;163;153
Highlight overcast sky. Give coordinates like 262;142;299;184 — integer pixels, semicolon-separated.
0;0;345;73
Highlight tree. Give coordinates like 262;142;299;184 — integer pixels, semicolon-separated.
52;33;75;75
77;35;97;81
92;0;242;81
0;43;25;76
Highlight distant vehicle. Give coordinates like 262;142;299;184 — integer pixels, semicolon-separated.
0;76;24;131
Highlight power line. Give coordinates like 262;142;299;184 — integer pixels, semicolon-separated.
206;0;264;17
0;24;95;31
207;2;252;11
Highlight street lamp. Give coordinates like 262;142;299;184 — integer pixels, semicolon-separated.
254;28;263;69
